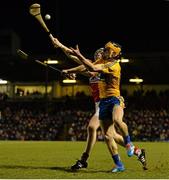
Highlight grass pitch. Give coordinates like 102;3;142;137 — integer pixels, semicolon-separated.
0;141;169;179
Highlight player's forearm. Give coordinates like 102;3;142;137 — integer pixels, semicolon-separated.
65;53;83;65
59;44;72;54
77;54;100;72
65;65;86;73
80;71;91;77
59;44;83;65
51;37;82;64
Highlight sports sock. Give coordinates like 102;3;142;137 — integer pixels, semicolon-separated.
81;152;89;162
134;147;141;157
124;135;131;145
112;154;123;167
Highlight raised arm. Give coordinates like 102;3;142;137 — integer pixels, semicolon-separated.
70;45;103;72
62;64;86;74
50;36;83;65
62;64;98;77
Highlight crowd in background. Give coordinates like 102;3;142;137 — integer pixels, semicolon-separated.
0;89;169;141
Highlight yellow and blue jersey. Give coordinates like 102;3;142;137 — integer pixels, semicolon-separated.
98;62;121;99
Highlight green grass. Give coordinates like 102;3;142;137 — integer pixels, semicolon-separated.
0;141;169;179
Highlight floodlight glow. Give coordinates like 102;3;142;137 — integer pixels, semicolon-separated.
129;78;143;83
44;60;58;64
120;58;129;63
62;79;76;83
0;79;8;84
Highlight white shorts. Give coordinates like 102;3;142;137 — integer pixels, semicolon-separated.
94;101;100;117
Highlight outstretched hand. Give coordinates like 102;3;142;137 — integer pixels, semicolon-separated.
51;37;62;48
62;70;76;80
70;45;82;57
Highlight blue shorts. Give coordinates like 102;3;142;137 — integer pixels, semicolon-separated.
99;96;120;121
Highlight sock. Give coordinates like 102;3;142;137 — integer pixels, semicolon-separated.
124;135;131;145
81;152;89;162
134;147;141;157
112;154;123;167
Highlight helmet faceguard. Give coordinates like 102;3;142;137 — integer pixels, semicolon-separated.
104;41;121;57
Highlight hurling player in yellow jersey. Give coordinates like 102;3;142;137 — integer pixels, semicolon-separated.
70;41;147;172
51;37;147;172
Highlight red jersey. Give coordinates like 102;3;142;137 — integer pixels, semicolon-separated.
89;74;100;102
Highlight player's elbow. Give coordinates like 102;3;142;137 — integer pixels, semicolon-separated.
92;66;101;72
87;66;97;72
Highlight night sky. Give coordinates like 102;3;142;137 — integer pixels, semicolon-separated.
0;0;169;83
1;0;169;56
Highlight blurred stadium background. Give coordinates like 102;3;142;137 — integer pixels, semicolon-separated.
0;0;169;142
0;0;169;178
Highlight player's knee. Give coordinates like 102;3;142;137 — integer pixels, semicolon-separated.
112;131;118;139
114;117;123;126
104;133;112;142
